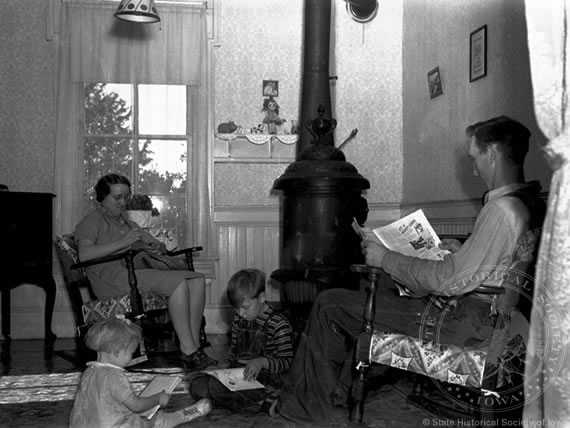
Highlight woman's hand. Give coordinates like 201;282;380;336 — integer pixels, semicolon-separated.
122;228;141;247
439;238;462;254
361;240;389;268
145;240;163;255
243;358;267;381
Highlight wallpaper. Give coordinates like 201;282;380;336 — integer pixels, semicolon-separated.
213;0;404;206
402;0;552;203
0;0;56;192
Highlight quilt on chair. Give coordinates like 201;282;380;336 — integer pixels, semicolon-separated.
369;307;529;390
55;234;170;325
369;330;487;388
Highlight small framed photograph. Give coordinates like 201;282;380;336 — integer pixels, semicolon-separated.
427;67;443;99
469;25;487;82
262;80;279;97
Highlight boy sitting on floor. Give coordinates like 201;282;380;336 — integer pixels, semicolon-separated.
189;268;293;413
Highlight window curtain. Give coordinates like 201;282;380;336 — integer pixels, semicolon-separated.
524;0;570;423
55;0;213;254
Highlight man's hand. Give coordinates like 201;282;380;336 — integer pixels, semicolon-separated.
439;238;462;254
243;358;267;381
361;240;389;268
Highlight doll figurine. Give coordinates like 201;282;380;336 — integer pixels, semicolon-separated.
261;96;285;134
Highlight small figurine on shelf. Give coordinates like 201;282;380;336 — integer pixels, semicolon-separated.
261;96;285;134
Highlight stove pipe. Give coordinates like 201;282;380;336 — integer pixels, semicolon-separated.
271;0;370;296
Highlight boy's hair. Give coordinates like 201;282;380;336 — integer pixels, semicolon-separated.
227;268;266;308
85;318;142;354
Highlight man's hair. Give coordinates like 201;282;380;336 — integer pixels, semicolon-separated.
94;173;131;202
227;268;266;309
85;318;142;354
466;115;531;164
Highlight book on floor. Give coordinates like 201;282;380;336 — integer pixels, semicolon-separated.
139;375;182;419
202;367;264;392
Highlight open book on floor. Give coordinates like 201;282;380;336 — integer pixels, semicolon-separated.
202;367;264;392
139;375;182;420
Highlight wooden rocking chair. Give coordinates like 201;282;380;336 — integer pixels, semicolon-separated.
55;234;209;359
349;227;541;423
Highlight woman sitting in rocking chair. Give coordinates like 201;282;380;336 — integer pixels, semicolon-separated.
74;173;217;371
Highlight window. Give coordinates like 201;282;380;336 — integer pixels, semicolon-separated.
83;83;190;245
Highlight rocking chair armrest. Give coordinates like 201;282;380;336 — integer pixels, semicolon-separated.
167;246;203;257
71;249;142;270
472;284;505;295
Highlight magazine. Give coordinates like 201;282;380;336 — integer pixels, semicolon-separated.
139;375;182;419
202;367;264;392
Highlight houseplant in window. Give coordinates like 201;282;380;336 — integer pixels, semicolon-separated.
126;194;160;228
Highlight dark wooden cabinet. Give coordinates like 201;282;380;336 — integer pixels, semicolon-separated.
0;192;56;342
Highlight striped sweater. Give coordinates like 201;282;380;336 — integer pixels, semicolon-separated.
227;304;293;375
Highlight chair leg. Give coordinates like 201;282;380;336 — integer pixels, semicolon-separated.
200;316;210;349
350;364;369;423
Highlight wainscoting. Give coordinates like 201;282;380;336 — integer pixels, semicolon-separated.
2;199;481;339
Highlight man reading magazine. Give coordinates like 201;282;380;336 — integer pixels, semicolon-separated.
268;116;546;424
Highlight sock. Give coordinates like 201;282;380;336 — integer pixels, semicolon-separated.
182;398;212;423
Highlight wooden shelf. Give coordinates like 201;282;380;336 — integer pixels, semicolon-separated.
214;133;298;162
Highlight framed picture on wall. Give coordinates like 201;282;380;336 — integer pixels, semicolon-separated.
427;67;443;99
263;80;279;97
469;25;487;82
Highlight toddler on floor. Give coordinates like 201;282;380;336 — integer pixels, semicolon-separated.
70;317;211;428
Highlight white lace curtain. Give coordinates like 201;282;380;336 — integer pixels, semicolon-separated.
54;1;213;253
524;0;570;424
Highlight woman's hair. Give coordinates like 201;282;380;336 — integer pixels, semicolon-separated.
227;268;266;308
85;318;142;354
94;174;131;203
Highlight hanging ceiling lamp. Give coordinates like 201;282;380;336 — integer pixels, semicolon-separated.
114;0;161;24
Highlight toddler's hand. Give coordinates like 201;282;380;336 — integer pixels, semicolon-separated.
159;391;171;407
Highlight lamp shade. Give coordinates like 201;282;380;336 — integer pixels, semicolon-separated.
114;0;160;24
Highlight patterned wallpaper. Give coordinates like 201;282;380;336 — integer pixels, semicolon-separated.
402;0;552;203
214;0;404;206
0;0;56;192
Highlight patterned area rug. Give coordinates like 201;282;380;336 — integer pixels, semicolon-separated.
0;368;185;405
0;367;436;427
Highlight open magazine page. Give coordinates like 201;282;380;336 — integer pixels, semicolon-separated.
203;367;264;392
372;209;449;261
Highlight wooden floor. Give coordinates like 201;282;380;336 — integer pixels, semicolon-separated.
0;335;473;427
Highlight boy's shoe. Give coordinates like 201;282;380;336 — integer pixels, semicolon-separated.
182;398;212;423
